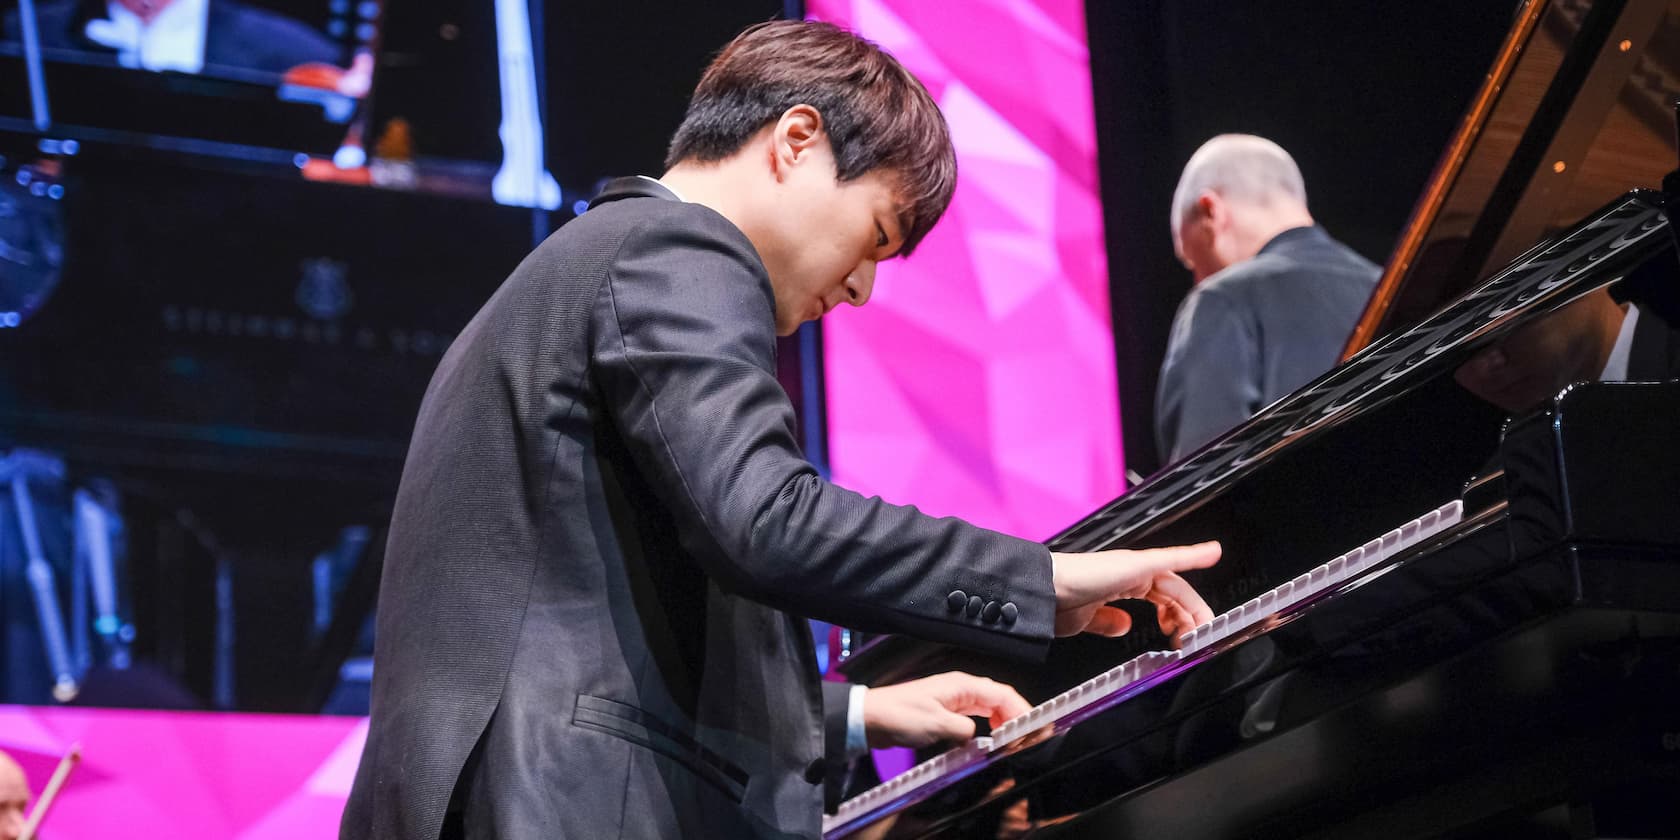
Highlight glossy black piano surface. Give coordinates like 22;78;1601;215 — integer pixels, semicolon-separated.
832;383;1680;839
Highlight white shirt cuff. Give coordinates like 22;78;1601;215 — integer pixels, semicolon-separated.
845;684;869;758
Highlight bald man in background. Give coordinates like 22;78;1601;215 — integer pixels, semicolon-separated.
0;751;27;840
1156;134;1380;461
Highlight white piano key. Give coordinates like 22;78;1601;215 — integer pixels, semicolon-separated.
1346;545;1370;573
1326;555;1347;583
1419;501;1461;539
1352;537;1382;572
1272;580;1298;612
1237;597;1262;624
1417;509;1440;534
1380;529;1402;555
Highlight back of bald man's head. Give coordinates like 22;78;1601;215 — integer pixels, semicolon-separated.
1171;134;1308;240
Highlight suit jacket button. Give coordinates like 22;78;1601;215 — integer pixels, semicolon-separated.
966;595;984;618
981;600;1002;624
1001;602;1019;625
804;758;826;785
946;590;967;613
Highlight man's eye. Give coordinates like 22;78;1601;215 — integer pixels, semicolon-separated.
876;224;889;248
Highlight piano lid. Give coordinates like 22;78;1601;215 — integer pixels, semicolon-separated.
1344;0;1680;358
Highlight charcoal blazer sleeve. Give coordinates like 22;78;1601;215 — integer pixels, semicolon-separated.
591;206;1055;660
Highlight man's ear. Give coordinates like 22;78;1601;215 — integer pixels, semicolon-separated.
1196;192;1225;228
771;104;825;179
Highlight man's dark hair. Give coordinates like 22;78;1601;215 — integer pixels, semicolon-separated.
665;20;956;256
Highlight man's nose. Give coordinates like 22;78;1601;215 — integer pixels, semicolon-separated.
844;261;877;307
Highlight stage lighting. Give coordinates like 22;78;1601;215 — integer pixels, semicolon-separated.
0;162;65;328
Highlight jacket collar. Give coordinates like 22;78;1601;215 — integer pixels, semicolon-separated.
588;176;682;210
1257;224;1330;257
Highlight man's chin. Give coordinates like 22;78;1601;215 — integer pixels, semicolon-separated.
775;308;821;336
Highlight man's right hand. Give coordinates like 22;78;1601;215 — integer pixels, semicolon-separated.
1050;542;1221;639
862;672;1032;749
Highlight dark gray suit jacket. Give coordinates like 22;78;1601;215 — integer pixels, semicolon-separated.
1156;226;1379;462
340;178;1056;839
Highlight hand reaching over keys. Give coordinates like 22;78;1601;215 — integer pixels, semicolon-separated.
1050;542;1221;639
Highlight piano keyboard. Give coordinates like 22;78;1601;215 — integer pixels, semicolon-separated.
988;651;1176;748
1177;499;1463;655
825;498;1466;838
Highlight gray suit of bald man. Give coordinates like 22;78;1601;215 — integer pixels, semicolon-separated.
1156;134;1379;462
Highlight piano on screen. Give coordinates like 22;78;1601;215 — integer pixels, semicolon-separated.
826;1;1680;837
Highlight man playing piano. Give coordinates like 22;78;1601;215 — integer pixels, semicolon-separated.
341;19;1221;840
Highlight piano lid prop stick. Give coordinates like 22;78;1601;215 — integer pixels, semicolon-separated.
18;743;80;840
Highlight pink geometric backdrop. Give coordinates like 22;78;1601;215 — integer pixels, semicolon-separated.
0;705;365;839
810;0;1123;541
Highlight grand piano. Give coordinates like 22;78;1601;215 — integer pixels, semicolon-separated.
825;1;1680;837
